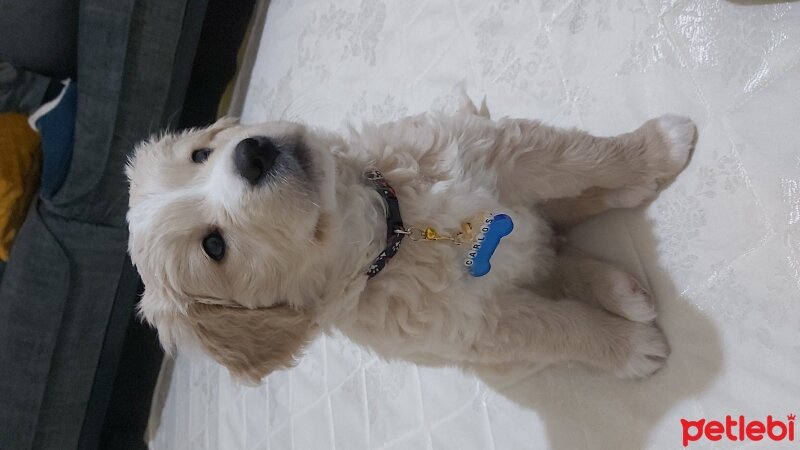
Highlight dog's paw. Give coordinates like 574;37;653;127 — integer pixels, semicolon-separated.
606;272;657;323
654;114;697;182
615;322;670;379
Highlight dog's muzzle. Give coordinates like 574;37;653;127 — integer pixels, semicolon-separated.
234;136;281;185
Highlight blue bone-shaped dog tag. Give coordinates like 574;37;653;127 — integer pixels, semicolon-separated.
464;214;514;277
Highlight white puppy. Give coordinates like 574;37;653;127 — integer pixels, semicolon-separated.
127;98;696;383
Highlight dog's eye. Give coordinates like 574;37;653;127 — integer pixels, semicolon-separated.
191;148;212;163
202;231;225;261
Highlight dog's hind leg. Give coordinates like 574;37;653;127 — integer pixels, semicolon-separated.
463;115;696;206
534;249;657;323
469;288;668;379
536;180;661;229
537;187;617;229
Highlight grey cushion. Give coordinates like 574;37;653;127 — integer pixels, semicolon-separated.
0;0;78;79
0;206;129;449
0;0;208;447
0;206;70;446
0;63;52;114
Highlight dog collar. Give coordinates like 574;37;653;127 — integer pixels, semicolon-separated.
365;171;406;278
363;171;515;279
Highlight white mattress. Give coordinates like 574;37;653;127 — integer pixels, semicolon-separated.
148;1;800;449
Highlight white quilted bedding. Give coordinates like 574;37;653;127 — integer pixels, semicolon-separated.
148;1;800;449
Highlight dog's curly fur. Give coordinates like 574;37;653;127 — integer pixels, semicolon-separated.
127;97;697;383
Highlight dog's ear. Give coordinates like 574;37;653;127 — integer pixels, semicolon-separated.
186;302;316;384
209;116;239;130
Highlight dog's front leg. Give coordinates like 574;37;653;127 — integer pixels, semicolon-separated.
463;115;696;208
468;289;669;378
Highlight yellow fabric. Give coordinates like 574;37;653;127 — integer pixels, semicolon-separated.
0;112;41;261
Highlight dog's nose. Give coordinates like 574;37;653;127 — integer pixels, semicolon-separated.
234;137;280;185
